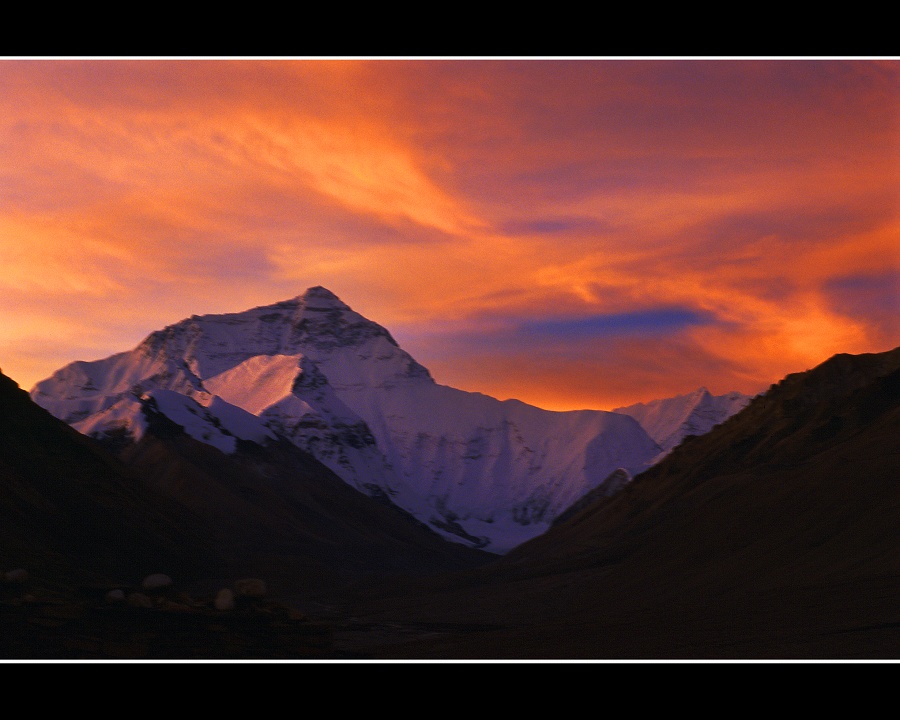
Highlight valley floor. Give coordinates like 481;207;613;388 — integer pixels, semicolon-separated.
3;568;899;661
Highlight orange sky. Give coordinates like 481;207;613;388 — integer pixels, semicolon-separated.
1;58;897;410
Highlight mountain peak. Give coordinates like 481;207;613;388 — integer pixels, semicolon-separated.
296;286;349;309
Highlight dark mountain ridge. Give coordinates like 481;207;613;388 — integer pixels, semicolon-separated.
0;368;489;628
332;346;900;658
0;370;218;589
3;344;898;659
115;405;493;598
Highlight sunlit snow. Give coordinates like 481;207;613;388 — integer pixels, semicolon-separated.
30;287;747;553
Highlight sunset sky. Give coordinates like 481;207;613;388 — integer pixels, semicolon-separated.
1;58;897;410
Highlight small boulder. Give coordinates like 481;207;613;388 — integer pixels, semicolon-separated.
214;588;235;611
142;573;173;591
105;589;126;604
3;568;28;585
234;578;267;598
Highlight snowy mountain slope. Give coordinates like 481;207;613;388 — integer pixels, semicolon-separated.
32;287;661;552
613;387;752;461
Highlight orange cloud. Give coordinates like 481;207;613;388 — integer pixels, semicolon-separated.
0;59;896;407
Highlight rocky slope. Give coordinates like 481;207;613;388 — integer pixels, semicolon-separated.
1;367;489;611
0;369;218;588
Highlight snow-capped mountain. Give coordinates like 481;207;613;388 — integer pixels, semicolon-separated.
613;387;752;461
31;287;665;553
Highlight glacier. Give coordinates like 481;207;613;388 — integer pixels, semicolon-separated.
614;387;752;462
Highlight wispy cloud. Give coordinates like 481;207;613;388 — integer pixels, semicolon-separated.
520;308;713;337
0;59;896;409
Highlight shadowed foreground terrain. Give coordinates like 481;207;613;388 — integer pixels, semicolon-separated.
2;347;899;659
328;347;900;659
0;369;489;659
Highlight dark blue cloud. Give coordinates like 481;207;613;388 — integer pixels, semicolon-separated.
824;271;900;331
696;198;896;248
826;270;900;296
499;216;614;235
520;307;713;338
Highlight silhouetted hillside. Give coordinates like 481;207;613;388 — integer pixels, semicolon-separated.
6;345;898;659
115;420;493;598
0;368;490;658
334;347;900;659
0;370;220;589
